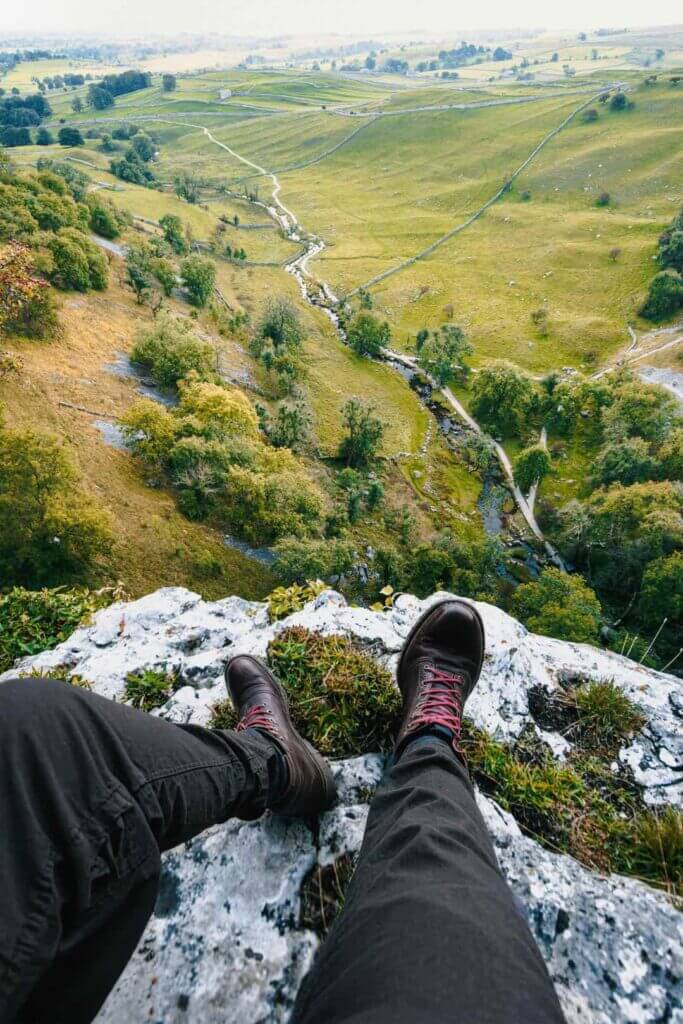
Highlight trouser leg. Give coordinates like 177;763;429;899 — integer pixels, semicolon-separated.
0;676;283;1024
293;738;566;1024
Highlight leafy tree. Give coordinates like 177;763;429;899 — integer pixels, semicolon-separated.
582;108;598;123
36;127;53;145
0;420;112;585
159;213;187;254
162;74;177;92
86;85;114;110
659;428;683;481
400;532;501;602
639;551;683;629
86;195;124;240
174;172;201;203
602;379;677;444
470;361;537;438
262;401;311;451
124;251;151;304
658;211;683;273
0;126;31;146
512;568;602;643
181;254;216;307
255;297;303;353
347;311;390;357
130;132;155;162
640;270;683;321
339;398;384;468
591;438;659;488
514;444;552;492
131;314;215;388
493;47;512;60
417;323;472;385
71;96;83;113
109;149;157;186
0;242;58;339
610;91;628;111
272;537;355;585
58;126;84;147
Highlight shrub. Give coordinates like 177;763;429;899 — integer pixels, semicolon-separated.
590;438;659;487
0;242;58;339
181;255;216;307
511;568;602;644
514;444;552;492
48;229;108;291
609;91;628;111
131;315;216;388
417;323;472;385
347;312;390;357
0;585;119;673
639;551;683;629
640;270;683;321
339;398;384;468
254;297;303;354
267;580;328;620
87;195;125;240
58;127;83;147
267;627;401;756
159;213;187;254
0;423;112;586
124;668;176;711
596;191;610;207
272;537;356;585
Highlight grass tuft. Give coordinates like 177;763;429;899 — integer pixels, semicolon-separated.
267;627;401;757
300;854;357;937
124;667;177;711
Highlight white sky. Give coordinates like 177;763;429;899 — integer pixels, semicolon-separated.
1;0;680;40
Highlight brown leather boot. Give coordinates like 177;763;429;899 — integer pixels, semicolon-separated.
224;654;337;817
394;598;485;758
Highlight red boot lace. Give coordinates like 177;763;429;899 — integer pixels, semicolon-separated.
237;704;283;742
406;666;465;746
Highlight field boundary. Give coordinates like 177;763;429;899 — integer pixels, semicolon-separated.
347;88;612;297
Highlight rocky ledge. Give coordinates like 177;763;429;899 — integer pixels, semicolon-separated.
3;588;681;1023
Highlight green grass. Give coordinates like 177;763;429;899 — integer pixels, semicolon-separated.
124;667;178;710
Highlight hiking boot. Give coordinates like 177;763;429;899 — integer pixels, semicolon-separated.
224;654;337;817
394;598;485;758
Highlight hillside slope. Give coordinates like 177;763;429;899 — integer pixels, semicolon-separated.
3;588;681;1023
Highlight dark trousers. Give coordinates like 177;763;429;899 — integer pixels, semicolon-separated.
0;677;565;1024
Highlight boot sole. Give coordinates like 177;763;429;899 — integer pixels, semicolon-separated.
223;653;337;813
396;597;486;701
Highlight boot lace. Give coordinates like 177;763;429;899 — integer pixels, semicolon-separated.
237;704;284;742
407;666;465;745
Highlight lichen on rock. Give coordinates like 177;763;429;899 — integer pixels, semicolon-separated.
2;587;681;1022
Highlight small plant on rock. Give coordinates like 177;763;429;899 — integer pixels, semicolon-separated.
124;668;177;711
267;580;328;621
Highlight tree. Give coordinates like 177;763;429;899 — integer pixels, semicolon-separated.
71;96;83;113
264;401;311;451
159;213;187;254
658;225;683;274
0;243;57;339
591;439;659;488
256;297;303;353
417;323;473;386
180;255;216;307
0;423;112;585
493;47;512;60
87;196;123;240
339;398;384;468
643;268;683;319
512;568;602;644
602;380;677;444
36;127;53;145
551;52;559;62
640;270;683;321
174;172;201;204
58;126;84;147
125;252;152;304
130;132;155;162
162;74;177;92
514;444;552;492
610;91;628;111
470;361;537;438
0;126;31;146
347;312;390;357
365;56;376;70
582;108;599;123
87;85;114;110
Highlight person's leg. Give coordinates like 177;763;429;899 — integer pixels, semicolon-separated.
293;738;565;1024
0;664;334;1024
293;598;565;1024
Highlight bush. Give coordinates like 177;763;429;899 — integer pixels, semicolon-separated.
124;668;176;711
0;423;112;585
639;551;683;629
0;585;119;673
181;254;216;307
48;228;108;291
514;444;552;492
87;195;125;240
272;537;356;585
131;315;216;388
339;398;384;468
159;213;187;255
511;568;602;644
417;324;472;385
58;127;83;147
640;270;683;321
0;242;58;339
347;312;390;357
590;438;659;487
267;627;401;756
254;297;303;354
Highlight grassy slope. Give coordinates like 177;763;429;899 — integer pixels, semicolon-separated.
0;280;272;601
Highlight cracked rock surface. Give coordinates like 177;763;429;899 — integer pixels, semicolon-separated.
2;587;681;1022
